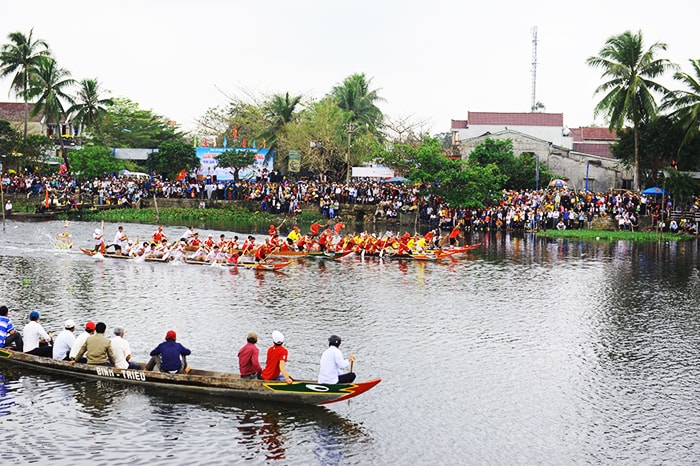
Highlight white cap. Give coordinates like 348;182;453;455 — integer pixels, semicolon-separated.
271;330;284;344
64;319;76;329
94;228;101;234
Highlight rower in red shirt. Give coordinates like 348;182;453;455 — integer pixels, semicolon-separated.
152;226;168;243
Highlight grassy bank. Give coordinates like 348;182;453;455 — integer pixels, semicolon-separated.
538;229;686;241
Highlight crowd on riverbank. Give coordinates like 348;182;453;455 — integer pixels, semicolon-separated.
2;172;698;232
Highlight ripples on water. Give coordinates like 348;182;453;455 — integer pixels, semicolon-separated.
1;221;700;464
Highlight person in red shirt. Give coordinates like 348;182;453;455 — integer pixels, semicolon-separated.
188;232;202;247
261;331;293;383
237;332;262;379
333;220;344;235
310;221;321;238
152;226;168;243
254;243;269;263
449;223;462;246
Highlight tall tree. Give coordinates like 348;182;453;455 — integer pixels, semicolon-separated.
331;73;384;134
147;140;199;178
261;92;301;150
67;78;113;145
27;56;75;169
100;98;181;148
587;30;675;191
0;29;51;139
661;59;700;151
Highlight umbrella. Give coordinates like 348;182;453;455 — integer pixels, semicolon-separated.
641;186;669;196
386;176;408;184
548;179;568;188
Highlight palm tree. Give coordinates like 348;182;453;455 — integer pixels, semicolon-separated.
331;73;384;134
67;78;113;145
260;92;301;165
27;56;75;168
0;29;51;139
661;59;700;151
587;30;675;191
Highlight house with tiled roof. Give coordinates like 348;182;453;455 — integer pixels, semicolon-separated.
569;126;617;158
0;102;44;135
451;111;573;149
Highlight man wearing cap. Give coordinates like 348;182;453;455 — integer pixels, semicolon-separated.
72;322;115;366
0;305;23;351
261;331;293;384
23;311;53;357
318;335;356;384
52;320;76;360
152;226;168;244
111;326;138;369
146;330;191;374
238;332;262;379
70;321;96;362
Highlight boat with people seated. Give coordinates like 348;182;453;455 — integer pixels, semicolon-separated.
0;348;380;406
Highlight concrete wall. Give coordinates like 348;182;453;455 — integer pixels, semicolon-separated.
458;131;632;191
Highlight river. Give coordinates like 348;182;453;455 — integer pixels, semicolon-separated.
1;220;699;465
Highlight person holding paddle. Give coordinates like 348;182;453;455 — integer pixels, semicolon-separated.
318;334;356;384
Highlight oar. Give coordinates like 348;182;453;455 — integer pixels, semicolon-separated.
100;220;105;254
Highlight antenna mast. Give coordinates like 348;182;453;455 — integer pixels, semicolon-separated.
530;26;538;112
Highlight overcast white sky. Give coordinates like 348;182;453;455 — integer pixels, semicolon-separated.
1;1;697;135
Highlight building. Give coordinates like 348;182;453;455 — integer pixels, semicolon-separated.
451;111;631;191
0;102;44;135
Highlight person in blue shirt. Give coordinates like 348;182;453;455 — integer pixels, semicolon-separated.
0;305;23;351
146;330;191;374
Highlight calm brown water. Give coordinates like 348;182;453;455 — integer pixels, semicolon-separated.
1;220;700;465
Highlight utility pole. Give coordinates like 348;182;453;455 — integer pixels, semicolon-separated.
344;122;357;183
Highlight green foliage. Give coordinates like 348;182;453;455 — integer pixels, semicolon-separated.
378;137;505;207
612;116;700;185
331;73;384;135
100;98;182;148
147;140;199;178
67;78;113;144
0;120;16;157
215;149;257;181
467;138;555;190
661;58;700;150
69;145;124;179
663;170;699;203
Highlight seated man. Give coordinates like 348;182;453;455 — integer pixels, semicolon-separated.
23;310;53;357
71;322;115;366
261;331;293;384
318;334;356;384
0;305;23;351
146;330;191;373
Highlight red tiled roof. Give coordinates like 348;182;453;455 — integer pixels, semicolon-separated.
451;119;468;129
579;127;616;141
0;102;42;123
467;111;563;127
573;142;613;158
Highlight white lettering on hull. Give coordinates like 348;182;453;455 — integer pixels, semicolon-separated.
94;367;147;381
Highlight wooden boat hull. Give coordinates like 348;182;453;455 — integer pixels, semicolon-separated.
80;248;132;259
0;349;380;406
239;261;291;271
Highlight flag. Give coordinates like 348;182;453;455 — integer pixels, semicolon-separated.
233;125;238;138
44;188;49;208
193;136;197;147
243;138;247;148
252;140;256;148
176;169;187;181
212;137;217;147
203;138;208;147
262;139;266;148
223;137;227;148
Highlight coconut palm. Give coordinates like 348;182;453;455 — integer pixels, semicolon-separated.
331;73;384;134
0;29;51;139
27;56;75;168
661;59;700;151
67;78;113;145
586;30;675;191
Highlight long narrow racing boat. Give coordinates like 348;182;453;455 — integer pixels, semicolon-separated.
0;349;380;406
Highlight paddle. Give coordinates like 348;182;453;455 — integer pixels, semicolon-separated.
100;220;105;254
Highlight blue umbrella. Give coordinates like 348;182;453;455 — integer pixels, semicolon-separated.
641;186;669;196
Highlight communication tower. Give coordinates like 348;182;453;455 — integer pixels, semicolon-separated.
530;26;538;112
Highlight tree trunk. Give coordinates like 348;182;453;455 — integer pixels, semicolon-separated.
633;124;640;192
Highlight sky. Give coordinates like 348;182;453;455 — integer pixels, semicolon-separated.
1;0;697;135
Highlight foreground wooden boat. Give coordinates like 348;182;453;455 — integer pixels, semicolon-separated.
0;349;380;406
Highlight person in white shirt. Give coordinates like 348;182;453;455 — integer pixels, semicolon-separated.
112;226;128;255
23;310;53;357
318;334;356;384
53;320;76;360
111;326;138;369
69;321;96;363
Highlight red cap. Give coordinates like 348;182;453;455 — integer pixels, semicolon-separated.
85;321;96;331
165;330;176;341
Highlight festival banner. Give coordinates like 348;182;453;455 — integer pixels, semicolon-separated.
288;150;301;173
195;147;273;181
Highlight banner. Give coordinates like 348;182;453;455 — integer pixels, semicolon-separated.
288;150;301;173
195;147;273;181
